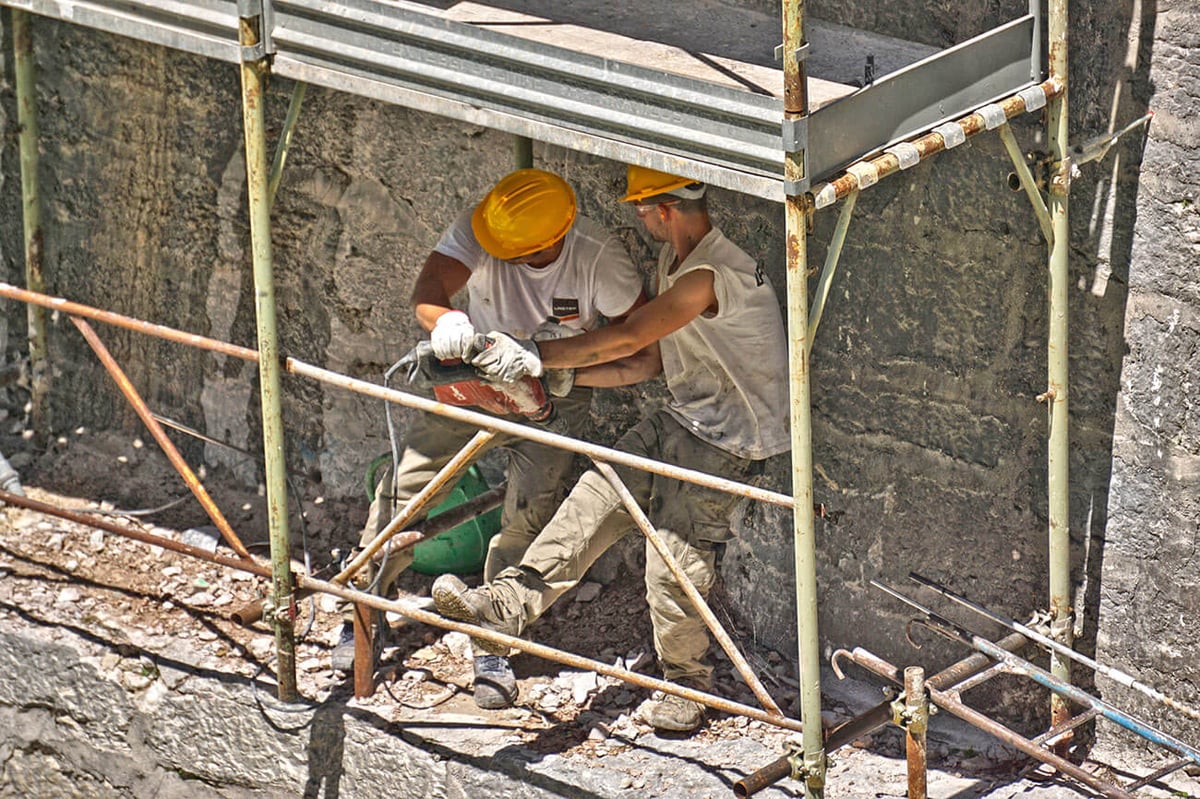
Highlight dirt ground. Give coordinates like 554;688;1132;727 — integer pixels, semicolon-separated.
0;426;1197;798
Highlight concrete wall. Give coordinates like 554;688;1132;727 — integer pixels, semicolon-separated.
0;0;1195;752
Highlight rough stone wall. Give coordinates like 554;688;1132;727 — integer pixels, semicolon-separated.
0;0;1195;755
1092;0;1200;760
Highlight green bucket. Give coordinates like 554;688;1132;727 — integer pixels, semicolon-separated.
364;457;502;575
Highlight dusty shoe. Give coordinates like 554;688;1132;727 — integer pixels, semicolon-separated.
431;574;508;656
330;622;356;673
638;689;705;733
472;654;518;709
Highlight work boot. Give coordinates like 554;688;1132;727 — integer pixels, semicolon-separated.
430;574;508;656
472;654;518;709
330;614;387;673
330;622;356;673
638;681;706;733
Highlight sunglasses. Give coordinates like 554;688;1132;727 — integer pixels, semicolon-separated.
633;200;679;216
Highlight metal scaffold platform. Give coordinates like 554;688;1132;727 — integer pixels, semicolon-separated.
7;0;1186;797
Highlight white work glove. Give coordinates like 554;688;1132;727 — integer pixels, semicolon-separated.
430;310;476;361
532;318;582;397
470;332;544;383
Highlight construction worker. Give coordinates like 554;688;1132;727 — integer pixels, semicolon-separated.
334;168;648;711
432;165;790;732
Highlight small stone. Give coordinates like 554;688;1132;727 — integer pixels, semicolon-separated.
571;671;598;704
190;592;215;607
100;653;121;670
574;582;602;603
56;587;82;604
162;566;183;577
89;530;106;550
117;455;128;464
402;670;428;683
588;725;609;741
299;658;323;672
132;438;144;449
442;632;472;660
197;630;218;642
161;600;174;611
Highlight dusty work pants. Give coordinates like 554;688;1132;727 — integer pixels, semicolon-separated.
487;409;760;687
342;387;591;622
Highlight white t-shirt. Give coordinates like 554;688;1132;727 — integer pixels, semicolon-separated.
657;228;790;460
434;210;643;338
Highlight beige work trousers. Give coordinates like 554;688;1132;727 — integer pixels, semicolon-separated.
342;387;591;621
487;409;760;687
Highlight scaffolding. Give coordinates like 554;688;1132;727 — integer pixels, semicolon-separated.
0;0;1188;796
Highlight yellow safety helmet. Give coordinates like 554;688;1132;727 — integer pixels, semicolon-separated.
472;169;577;260
621;164;705;203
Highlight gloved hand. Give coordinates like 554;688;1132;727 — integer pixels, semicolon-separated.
470;332;544;383
430;310;476;361
532;318;580;397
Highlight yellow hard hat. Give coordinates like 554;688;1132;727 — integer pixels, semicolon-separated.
620;164;704;203
472;169;577;260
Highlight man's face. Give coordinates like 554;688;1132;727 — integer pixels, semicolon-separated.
633;200;677;241
512;238;565;268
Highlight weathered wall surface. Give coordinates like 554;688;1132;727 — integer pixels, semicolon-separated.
1091;0;1200;759
0;0;1194;756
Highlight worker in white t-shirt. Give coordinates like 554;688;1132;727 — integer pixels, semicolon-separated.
335;169;648;710
433;165;790;733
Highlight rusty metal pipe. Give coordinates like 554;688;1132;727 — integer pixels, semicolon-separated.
837;644;1134;799
0;489;272;579
905;666;928;799
736;632;1027;798
0;284;793;510
810;79;1064;210
69;317;254;560
5;488;804;733
594;460;784;719
369;484;505;566
930;686;1134;799
232;487;504;627
332;430;495;586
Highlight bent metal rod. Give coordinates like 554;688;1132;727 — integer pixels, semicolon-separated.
872;580;1200;768
0;489;804;734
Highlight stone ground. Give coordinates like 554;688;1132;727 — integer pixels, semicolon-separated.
0;427;1196;798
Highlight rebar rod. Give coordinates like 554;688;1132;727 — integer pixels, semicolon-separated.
0;489;273;579
736;632;1029;798
873;581;1200;767
13;9;49;437
836;644;1134;799
904;666;928;799
0;284;794;510
909;573;1200;721
1125;758;1190;792
69;317;254;560
997;123;1053;245
239;7;297;703
268;81;307;209
593;460;784;719
809;78;1064;210
929;686;1134;799
1045;0;1073;737
332;430;494;585
3;487;806;733
783;0;824;792
807;189;856;354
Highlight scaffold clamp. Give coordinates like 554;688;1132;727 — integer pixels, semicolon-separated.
774;42;811;64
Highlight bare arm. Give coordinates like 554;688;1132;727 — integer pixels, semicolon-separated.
573;341;663;387
537;269;717;369
411;251;472;331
